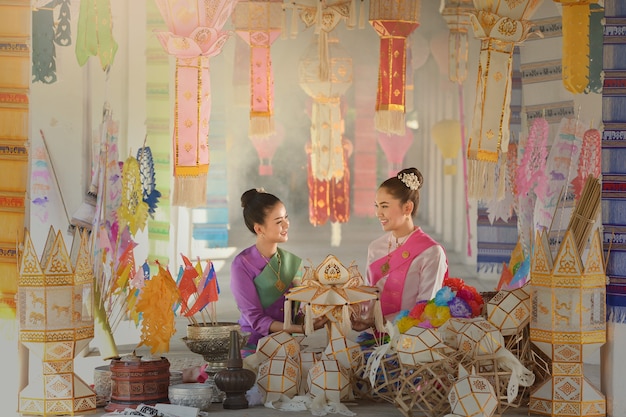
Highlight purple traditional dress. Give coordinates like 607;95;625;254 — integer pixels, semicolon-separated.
230;246;303;348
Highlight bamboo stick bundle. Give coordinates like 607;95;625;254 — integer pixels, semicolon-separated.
566;174;601;254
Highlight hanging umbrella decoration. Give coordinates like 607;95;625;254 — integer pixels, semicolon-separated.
369;0;420;136
154;0;238;208
377;129;414;178
466;0;541;201
232;0;283;139
250;123;285;176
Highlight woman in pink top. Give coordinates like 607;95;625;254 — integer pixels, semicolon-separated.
353;167;448;331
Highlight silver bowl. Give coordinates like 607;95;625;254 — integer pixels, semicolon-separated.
184;323;249;368
168;383;212;411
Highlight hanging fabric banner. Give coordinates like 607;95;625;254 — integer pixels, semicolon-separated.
75;0;118;71
369;0;420;136
154;0;237;208
233;0;282;138
466;0;541;200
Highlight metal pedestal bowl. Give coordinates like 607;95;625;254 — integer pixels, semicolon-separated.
183;322;249;373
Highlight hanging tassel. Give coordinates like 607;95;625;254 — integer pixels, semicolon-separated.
318;31;330;82
358;0;366;30
281;6;288;40
347;0;356;29
290;6;299;39
496;154;507;201
374;110;406;136
283;299;292;330
305;303;314;335
373;298;385;333
314;0;322;35
341;304;351;337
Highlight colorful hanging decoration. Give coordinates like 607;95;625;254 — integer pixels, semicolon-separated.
306;137;352;227
439;0;473;84
298;36;353;181
556;0;600;94
377;129;414;177
136;146;161;218
250;123;285;176
117;155;150;237
75;0;118;71
32;0;72;84
154;0;237;208
232;0;282;138
467;0;541;200
571;127;601;201
431;119;462;176
369;0;420;136
586;3;604;94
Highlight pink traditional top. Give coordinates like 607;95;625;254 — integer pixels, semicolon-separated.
367;228;448;318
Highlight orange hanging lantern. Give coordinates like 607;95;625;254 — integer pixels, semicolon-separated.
154;0;237;208
232;0;283;138
439;0;473;84
467;0;541;200
369;0;420;136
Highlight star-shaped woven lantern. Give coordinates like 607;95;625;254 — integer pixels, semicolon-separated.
307;358;352;405
396;326;449;367
256;355;301;402
324;322;363;371
486;286;530;336
448;365;498;417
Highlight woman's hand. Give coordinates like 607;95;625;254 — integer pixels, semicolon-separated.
312;316;329;330
351;317;374;332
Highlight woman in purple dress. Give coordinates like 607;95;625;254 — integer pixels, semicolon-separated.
230;188;327;348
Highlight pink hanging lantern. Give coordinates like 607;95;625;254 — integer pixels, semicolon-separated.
369;0;420;136
377;129;414;178
250;123;285;176
233;0;283;138
154;0;237;208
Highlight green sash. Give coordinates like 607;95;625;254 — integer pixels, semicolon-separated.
255;248;302;309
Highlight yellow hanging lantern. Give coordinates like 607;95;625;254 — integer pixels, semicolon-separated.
432;119;462;175
555;0;599;94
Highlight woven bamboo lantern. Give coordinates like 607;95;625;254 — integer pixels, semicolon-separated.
307;359;352;404
448;365;498;417
369;0;420;136
154;0;236;207
396;326;448;366
257;330;301;361
256;355;301;402
486;286;530;336
456;318;504;357
18;228;96;415
324;322;363;371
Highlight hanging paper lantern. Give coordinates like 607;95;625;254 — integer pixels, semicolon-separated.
154;0;237;208
439;0;473;84
298;36;353;181
466;0;541;201
432;119;462;175
233;0;282;138
377;129;414;178
556;0;600;94
250;122;285;176
369;0;420;136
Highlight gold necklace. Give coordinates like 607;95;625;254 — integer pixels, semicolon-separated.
380;233;410;275
263;251;285;292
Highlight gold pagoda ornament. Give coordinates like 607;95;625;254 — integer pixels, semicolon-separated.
529;228;606;416
17;228;96;415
